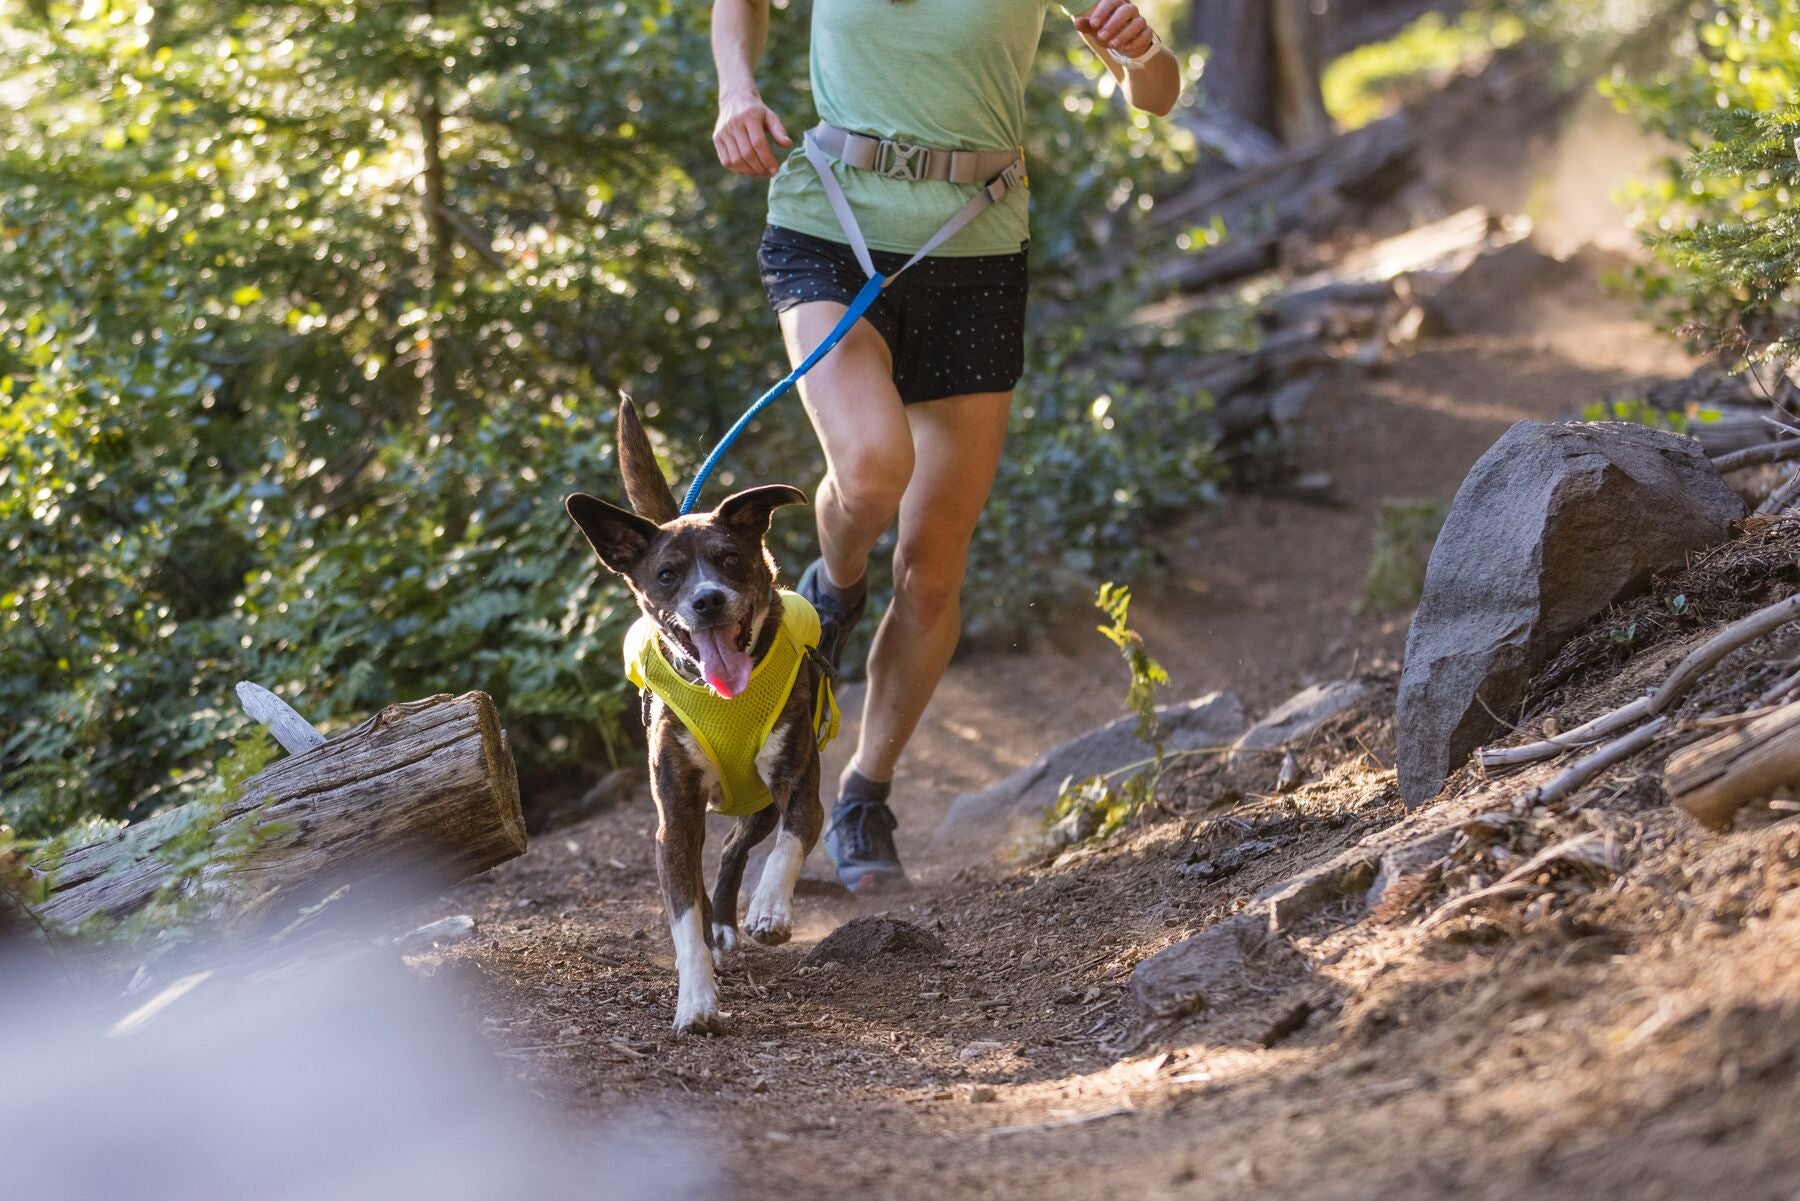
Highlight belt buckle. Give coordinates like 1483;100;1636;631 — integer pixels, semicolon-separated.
876;140;926;182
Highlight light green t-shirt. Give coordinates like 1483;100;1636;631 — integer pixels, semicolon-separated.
766;0;1091;258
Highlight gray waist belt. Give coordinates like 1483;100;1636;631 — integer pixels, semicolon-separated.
801;122;1026;283
809;123;1023;186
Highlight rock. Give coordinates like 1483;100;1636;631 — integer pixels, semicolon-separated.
1128;913;1263;1020
1175;836;1287;883
1397;421;1744;809
802;916;947;967
394;914;476;952
1365;827;1460;914
1257;851;1379;933
935;693;1247;842
1231;680;1376;767
1420;240;1575;337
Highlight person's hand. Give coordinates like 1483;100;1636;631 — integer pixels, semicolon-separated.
1075;0;1155;60
714;92;792;177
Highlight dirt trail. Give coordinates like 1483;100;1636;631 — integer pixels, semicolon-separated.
414;61;1800;1201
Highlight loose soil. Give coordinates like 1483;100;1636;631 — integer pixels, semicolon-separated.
418;54;1800;1201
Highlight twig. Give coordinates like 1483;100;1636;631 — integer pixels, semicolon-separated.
1529;718;1668;808
1476;592;1800;770
1759;466;1800;516
1711;438;1800;473
1759;665;1800;706
1421;832;1619;928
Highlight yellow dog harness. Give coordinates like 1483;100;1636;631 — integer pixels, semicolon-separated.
624;590;840;817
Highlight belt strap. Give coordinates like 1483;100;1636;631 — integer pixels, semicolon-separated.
802;124;1026;283
810;123;1022;187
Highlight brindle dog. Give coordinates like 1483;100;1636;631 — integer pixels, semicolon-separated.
566;399;824;1034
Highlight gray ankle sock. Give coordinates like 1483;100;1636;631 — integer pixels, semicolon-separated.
839;767;892;808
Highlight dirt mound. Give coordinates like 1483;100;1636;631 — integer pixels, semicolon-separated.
802;916;948;967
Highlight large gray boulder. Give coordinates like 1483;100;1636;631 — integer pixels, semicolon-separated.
934;692;1246;843
1397;421;1743;809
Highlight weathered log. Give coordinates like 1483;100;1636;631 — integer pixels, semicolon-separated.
39;692;524;931
1666;699;1800;830
1149;111;1418;238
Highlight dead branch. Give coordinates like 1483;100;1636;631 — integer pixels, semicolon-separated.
1477;592;1800;770
1528;717;1669;808
1711;438;1800;473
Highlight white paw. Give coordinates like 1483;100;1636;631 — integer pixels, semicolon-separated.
711;923;739;957
744;897;793;946
673;983;723;1035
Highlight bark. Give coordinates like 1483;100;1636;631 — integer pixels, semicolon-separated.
1666;700;1800;830
39;693;525;931
1189;0;1330;146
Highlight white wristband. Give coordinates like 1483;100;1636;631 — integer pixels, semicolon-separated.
1107;31;1164;70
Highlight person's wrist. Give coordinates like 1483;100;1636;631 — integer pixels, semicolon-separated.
1107;31;1164;70
719;83;762;111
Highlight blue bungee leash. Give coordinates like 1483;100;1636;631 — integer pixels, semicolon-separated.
676;127;1025;516
677;273;885;516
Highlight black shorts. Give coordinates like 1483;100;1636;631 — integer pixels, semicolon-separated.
758;225;1029;405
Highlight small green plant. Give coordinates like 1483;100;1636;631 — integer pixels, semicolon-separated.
1360;500;1449;615
1047;584;1171;845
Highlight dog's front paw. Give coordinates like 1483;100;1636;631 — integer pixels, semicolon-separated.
744;903;792;947
673;986;724;1036
710;923;739;968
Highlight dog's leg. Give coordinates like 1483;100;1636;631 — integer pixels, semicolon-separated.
651;745;722;1035
712;805;778;962
745;728;825;947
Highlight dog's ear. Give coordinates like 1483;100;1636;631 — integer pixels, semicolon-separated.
566;492;661;575
715;484;808;538
616;398;680;525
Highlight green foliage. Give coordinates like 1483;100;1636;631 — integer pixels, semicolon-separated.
1359;499;1448;616
1323;10;1527;131
0;1;1215;837
1048;583;1170;844
16;727;279;951
1604;0;1800;360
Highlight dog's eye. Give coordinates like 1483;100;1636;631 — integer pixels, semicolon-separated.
719;551;742;571
655;567;678;586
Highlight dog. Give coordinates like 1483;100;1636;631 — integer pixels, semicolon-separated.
565;399;830;1034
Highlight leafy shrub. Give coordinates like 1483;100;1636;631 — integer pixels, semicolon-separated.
1359;499;1448;615
1604;0;1800;362
1323;10;1527;130
0;0;1216;836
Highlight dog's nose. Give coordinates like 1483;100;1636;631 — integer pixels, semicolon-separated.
690;587;728;622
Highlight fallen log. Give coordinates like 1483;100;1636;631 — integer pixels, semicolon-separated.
39;691;525;931
1666;699;1800;830
1140;113;1419;296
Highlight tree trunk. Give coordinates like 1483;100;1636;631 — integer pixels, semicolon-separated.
1665;700;1800;830
1189;0;1331;146
39;693;525;931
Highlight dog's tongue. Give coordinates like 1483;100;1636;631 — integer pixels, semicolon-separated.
691;626;752;698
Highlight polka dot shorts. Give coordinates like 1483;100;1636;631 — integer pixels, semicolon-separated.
758;225;1029;405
